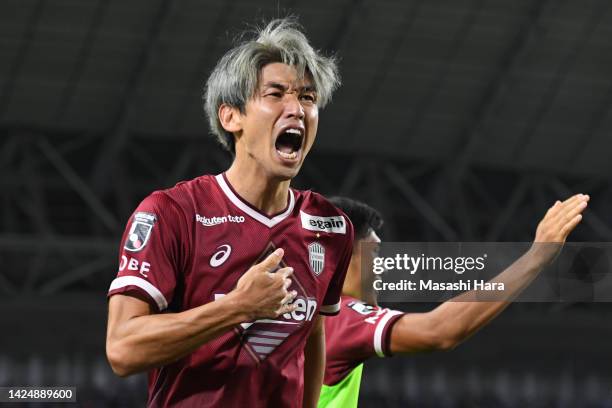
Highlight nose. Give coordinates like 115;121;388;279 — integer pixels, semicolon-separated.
284;92;305;120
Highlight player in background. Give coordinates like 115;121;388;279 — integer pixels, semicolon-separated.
318;195;589;408
106;18;354;408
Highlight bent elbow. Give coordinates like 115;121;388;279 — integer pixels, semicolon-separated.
427;314;465;352
435;336;461;352
106;342;136;378
432;325;468;351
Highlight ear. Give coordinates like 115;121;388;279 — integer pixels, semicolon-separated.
218;104;242;133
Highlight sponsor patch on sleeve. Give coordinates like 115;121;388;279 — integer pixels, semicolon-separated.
347;301;376;315
124;212;157;252
300;211;346;234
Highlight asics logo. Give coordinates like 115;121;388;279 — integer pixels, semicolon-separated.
210;244;232;267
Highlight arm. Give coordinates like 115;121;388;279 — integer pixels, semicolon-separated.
106;248;297;377
302;315;325;408
390;193;589;354
107;292;248;376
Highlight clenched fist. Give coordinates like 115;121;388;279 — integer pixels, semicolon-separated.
232;248;298;321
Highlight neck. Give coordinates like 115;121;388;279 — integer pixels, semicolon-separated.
225;160;290;216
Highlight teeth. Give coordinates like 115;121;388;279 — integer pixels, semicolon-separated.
285;128;301;135
277;150;298;160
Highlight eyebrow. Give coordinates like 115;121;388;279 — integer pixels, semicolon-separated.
262;82;316;93
263;82;287;91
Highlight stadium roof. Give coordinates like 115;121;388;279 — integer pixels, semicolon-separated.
2;0;612;178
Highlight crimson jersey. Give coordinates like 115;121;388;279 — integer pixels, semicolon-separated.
324;296;403;386
107;173;354;408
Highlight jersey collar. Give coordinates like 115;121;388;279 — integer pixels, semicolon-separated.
215;173;295;228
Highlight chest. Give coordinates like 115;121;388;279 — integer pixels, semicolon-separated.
183;212;339;309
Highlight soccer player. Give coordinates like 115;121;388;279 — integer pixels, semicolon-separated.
105;19;354;407
318;195;589;407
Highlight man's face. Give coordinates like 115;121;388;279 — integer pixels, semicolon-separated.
235;62;319;180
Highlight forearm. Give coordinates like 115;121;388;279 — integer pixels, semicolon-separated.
107;292;248;376
302;316;325;408
392;195;587;354
432;247;546;347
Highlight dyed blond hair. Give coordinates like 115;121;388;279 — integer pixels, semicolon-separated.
204;18;341;152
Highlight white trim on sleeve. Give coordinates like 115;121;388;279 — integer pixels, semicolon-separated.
109;276;168;311
319;300;341;315
373;310;403;357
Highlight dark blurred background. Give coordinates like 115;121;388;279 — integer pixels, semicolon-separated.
1;0;612;406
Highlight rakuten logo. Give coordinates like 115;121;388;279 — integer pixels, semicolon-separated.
195;213;245;227
214;293;317;323
281;296;318;322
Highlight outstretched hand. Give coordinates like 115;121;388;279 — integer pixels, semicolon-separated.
530;193;589;264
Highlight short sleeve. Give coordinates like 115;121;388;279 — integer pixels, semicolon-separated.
320;218;354;316
107;192;187;312
324;299;404;385
372;307;403;357
339;301;403;358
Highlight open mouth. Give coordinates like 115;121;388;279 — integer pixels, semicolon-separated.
275;128;303;161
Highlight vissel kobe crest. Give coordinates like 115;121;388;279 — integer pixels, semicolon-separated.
308;241;325;276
